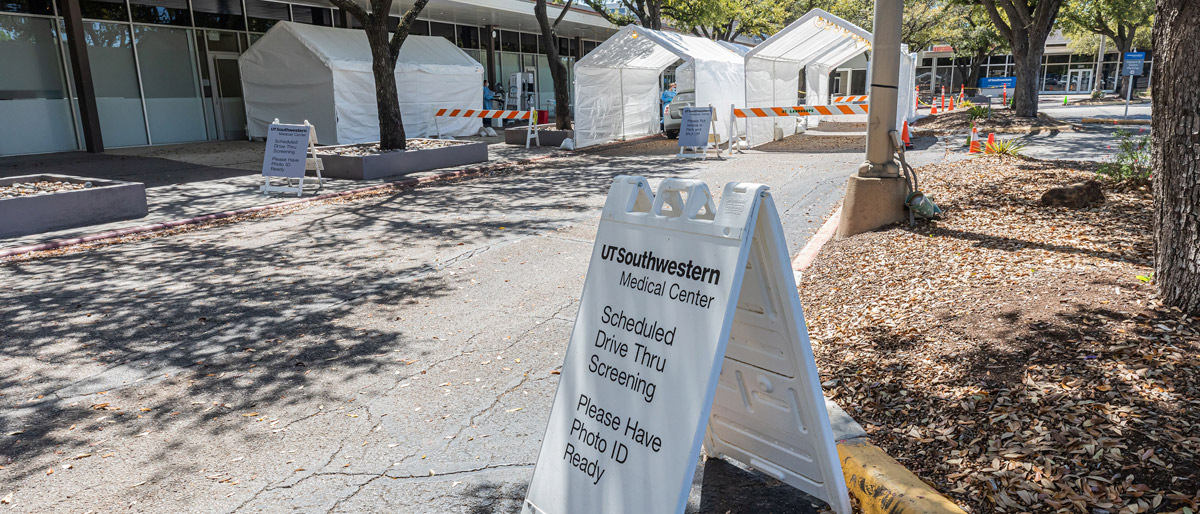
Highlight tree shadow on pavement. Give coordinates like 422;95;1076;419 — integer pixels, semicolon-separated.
0;148;703;486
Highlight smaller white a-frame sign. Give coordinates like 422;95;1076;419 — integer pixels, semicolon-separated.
522;176;849;514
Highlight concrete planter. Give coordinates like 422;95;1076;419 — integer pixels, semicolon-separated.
316;139;488;180
0;174;147;239
505;125;573;147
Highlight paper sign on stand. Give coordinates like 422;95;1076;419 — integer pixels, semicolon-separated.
260;120;322;197
677;106;722;160
522;176;850;514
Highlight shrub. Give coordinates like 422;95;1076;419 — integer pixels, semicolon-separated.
983;138;1025;157
960;100;975;109
967;105;991;120
1091;89;1105;100
1097;129;1151;185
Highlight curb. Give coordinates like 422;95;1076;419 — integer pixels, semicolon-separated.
791;208;967;514
911;124;1072;136
0;151;565;259
1079;117;1151;125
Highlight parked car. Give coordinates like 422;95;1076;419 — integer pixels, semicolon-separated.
662;90;696;138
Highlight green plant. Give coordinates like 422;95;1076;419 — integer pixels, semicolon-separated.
1091;89;1105;100
1097;129;1151;185
983;137;1026;157
967;105;991;120
960;99;975;109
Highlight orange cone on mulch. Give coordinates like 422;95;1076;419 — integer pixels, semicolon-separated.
969;126;982;153
950;97;956;110
931;104;938;115
902;121;914;149
986;132;996;153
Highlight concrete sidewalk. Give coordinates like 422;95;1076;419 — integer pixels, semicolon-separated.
0;136;557;249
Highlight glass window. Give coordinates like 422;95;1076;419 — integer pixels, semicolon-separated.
292;6;331;26
192;0;244;30
935;57;951;66
80;0;128;21
204;30;240;52
921;57;933;66
520;31;537;53
457;25;479;49
245;0;288;32
498;51;518;93
1;0;54;15
915;67;932;91
583;40;597;55
129;0;189;26
500;30;519;52
134;25;206;144
429;21;454;44
988;55;1007;65
83;21;148;146
536;54;551;109
1046;54;1069;64
1042;64;1067;91
0;15;78;155
406;19;427;35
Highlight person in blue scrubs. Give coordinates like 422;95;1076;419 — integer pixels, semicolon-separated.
660;82;677;130
483;80;496;127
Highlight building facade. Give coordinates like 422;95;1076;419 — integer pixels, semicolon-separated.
0;0;616;156
914;32;1154;95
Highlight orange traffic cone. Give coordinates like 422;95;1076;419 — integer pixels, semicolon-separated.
915;87;920;109
968;126;982;154
931;104;938;115
986;133;996;153
902;121;913;149
950;97;956;111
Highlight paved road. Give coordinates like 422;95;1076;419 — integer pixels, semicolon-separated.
1018;103;1153;162
0;133;951;513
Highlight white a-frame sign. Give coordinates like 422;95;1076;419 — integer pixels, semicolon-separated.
523;176;850;514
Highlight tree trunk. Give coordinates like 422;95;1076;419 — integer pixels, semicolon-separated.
366;24;405;151
1113;37;1132;96
534;0;572;130
1011;38;1044;117
1152;0;1200;314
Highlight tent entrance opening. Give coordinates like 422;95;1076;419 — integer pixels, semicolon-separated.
208;53;246;140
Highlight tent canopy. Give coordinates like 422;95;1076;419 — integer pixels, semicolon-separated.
573;25;745;148
742;9;916;146
241;22;483;144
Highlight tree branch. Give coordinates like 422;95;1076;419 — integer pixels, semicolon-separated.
388;0;429;62
327;0;368;25
553;0;575;29
980;0;1015;43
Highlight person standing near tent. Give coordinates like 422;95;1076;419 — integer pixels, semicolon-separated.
483;80;495;127
660;82;677;130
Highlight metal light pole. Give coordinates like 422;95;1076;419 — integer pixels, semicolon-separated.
836;0;906;237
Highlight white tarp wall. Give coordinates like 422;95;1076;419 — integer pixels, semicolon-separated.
241;22;483;144
743;9;916;147
677;41;752;92
574;26;745;148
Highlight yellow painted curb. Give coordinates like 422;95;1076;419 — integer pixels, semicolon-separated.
1079;117;1151;125
837;439;967;514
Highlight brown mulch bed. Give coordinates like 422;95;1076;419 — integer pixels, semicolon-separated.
1071;97;1150;106
913;109;1067;132
800;157;1200;513
315;139;470;156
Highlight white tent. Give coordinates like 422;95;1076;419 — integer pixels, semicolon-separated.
677;40;753;91
240;22;483;145
573;25;746;148
742;9;917;146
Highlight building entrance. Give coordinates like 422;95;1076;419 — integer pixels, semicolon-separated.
1067;69;1093;93
207;53;247;140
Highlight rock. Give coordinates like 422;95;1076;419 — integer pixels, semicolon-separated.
1041;180;1104;208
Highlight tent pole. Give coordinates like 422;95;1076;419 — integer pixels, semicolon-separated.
619;68;625;140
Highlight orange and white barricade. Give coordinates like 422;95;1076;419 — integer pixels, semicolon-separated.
728;104;869;155
831;95;869;104
434;108;540;149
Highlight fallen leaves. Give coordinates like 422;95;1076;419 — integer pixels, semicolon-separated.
801;157;1199;514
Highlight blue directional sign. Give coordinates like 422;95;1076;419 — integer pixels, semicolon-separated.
978;76;1016;88
1122;52;1145;76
